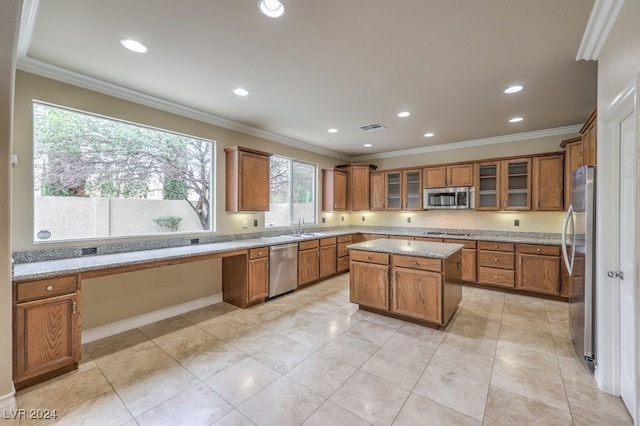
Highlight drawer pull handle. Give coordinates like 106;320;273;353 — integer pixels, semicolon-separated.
367;256;372;260
46;285;53;291
412;260;419;265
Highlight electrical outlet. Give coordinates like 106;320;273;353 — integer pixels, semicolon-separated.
254;219;258;227
341;216;344;222
514;219;520;227
322;217;326;223
407;217;411;223
242;219;248;229
362;216;365;222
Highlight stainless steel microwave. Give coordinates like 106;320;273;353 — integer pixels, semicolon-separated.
423;187;474;210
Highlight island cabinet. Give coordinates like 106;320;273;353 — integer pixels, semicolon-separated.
444;239;476;283
349;239;463;327
515;244;561;295
14;275;81;389
298;239;320;287
225;146;271;212
336;234;353;273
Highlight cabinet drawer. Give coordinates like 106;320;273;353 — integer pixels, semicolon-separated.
350;250;389;265
392;255;442;272
478;241;514;252
320;237;337;247
249;247;268;259
389;235;414;240
299;239;319;250
478;251;514;269
337;256;349;272
443;239;477;249
415;237;443;243
478;267;515;287
337;235;353;243
337;242;350;257
16;275;78;303
517;244;560;256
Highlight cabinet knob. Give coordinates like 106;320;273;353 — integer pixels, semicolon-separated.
494;258;498;262
494;245;498;249
46;285;53;291
494;275;498;279
258;251;262;255
412;260;419;265
536;248;541;252
367;256;372;260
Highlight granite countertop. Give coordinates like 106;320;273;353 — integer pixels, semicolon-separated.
12;226;562;282
347;239;464;259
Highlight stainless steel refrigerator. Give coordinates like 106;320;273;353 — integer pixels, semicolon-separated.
562;165;596;371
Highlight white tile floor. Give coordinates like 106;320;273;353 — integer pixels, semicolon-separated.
14;273;633;425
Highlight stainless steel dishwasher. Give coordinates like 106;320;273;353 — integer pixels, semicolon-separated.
269;243;298;298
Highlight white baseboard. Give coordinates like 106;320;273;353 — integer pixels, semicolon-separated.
82;293;223;344
0;383;16;410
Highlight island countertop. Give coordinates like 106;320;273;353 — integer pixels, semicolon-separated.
347;238;464;259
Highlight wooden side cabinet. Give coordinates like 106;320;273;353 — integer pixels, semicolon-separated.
581;109;597;166
225;146;271;212
561;136;583;210
532;155;564;211
444;239;476;282
322;169;348;211
14;275;81;389
248;248;269;302
515;244;561;295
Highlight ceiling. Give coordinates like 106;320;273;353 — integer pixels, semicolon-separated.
19;0;597;158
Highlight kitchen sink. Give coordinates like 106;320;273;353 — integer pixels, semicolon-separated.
298;232;325;237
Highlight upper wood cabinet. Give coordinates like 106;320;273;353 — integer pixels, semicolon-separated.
475;158;531;211
532;155;564;211
225;146;271;212
322;169;347;211
424;163;474;188
385;171;403;211
581;109;597;166
403;169;422;210
335;164;377;211
560;136;583;210
370;171;385;211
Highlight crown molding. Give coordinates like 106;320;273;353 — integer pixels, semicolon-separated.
17;0;38;58
15;56;352;162
576;0;625;60
350;125;583;162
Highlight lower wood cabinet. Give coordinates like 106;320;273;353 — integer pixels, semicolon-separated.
248;247;269;302
336;234;352;273
391;266;442;323
515;244;561;295
444;239;476;282
477;241;515;288
298;239;320;287
319;237;337;279
350;250;390;310
14;275;81;389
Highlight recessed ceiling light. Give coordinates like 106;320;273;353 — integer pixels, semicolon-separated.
423;132;435;137
120;39;148;53
233;88;249;96
363;143;373;148
397;111;411;118
328;128;338;133
504;85;523;94
259;0;285;18
509;117;524;123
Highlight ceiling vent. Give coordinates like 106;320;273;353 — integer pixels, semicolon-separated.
360;123;386;132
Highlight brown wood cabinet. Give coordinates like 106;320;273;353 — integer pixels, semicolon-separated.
424;163;474;188
385;171;403;210
444;239;476;282
298;239;320;287
516;244;561;295
561;136;583;210
532;155;564;211
14;275;81;389
477;241;515;288
335;164;377;211
581;109;597;166
337;234;352;273
319;237;337;278
475;158;531;211
350;251;390;310
248;247;269;302
403;169;423;210
370;171;386;211
322;169;347;211
225;146;271;212
391;266;442;323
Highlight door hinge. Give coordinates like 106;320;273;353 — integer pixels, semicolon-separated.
607;270;624;280
72;301;77;314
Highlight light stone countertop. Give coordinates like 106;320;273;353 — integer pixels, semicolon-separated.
347;238;464;259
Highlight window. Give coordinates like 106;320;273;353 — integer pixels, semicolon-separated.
265;155;316;227
33;102;215;242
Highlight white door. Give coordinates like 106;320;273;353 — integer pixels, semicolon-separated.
619;110;637;420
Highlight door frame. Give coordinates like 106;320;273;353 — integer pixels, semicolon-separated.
597;74;640;423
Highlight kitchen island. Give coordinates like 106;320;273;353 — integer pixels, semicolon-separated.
347;238;464;328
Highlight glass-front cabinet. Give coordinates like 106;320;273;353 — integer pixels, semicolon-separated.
475;158;531;211
385;171;402;210
403;169;422;210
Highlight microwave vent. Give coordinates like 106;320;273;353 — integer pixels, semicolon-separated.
360;123;386;132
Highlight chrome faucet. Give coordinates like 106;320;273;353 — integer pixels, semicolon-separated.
297;216;305;234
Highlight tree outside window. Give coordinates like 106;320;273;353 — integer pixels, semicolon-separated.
266;155;316;227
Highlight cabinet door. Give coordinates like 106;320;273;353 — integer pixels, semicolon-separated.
239;151;270;211
370;171;386;210
350;261;389;310
533;155;563;211
319;245;336;278
248;257;269;302
563;139;583;210
475;161;500;210
502;158;531;210
298;248;319;286
423;166;446;188
351;165;371;211
391;267;442;323
447;163;474;187
582;112;597;166
15;293;79;384
403;169;422;210
516;254;560;295
460;249;477;282
322;169;347;211
385;171;402;210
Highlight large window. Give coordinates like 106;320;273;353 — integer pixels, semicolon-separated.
33;102;214;242
265;155;316;227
